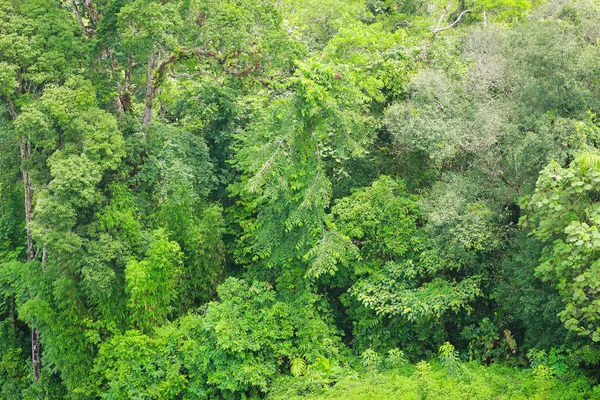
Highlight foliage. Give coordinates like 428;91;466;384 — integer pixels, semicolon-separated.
332;176;482;353
95;278;341;399
438;342;461;376
524;153;600;342
0;0;600;397
125;229;183;332
230;57;375;286
271;362;597;400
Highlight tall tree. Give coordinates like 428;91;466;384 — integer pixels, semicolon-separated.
0;0;84;381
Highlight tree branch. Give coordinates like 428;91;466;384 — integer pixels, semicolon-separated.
143;46;260;128
71;0;86;35
433;8;472;39
84;0;99;26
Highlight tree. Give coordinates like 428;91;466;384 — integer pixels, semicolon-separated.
95;278;340;399
12;77;125;395
231;58;374;286
524;152;600;343
95;0;286;127
330;176;481;352
0;0;85;381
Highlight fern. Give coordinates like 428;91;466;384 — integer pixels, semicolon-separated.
578;345;600;365
290;356;307;377
438;342;461;376
576;152;600;170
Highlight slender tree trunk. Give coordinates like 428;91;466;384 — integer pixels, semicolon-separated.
20;136;41;383
8;100;33;261
115;81;124;115
31;246;47;382
123;63;133;112
107;51;133;115
31;327;40;381
10;298;16;329
71;0;86;34
8;98;42;382
159;88;165;120
143;52;156;129
19;137;34;262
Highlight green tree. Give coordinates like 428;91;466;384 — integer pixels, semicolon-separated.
524;152;600;342
231;58;374;286
0;0;85;382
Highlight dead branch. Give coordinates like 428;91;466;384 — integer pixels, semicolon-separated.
433;5;472;40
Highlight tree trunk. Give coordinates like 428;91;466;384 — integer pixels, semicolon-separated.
84;0;99;25
19;137;34;262
31;327;41;381
31;246;47;382
20;136;41;383
115;81;124;115
142;52;156;129
71;0;86;34
122;65;133;113
159;88;165;120
9;98;42;382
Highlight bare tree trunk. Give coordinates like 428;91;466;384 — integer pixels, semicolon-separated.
107;50;132;115
31;245;47;382
8;99;34;263
432;3;471;41
143;52;156;129
123;62;133;112
10;298;16;329
159;88;165;120
115;66;133;114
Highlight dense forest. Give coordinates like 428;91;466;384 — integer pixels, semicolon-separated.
2;0;600;398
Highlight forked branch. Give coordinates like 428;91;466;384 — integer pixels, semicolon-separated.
433;4;471;40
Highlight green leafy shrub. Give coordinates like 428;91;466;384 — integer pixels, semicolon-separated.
95;278;342;399
270;362;596;400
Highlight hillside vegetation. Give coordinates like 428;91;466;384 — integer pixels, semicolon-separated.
1;0;600;398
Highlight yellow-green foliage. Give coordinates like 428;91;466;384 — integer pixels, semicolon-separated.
271;362;597;400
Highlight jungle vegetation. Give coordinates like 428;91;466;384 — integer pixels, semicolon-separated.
1;0;600;398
